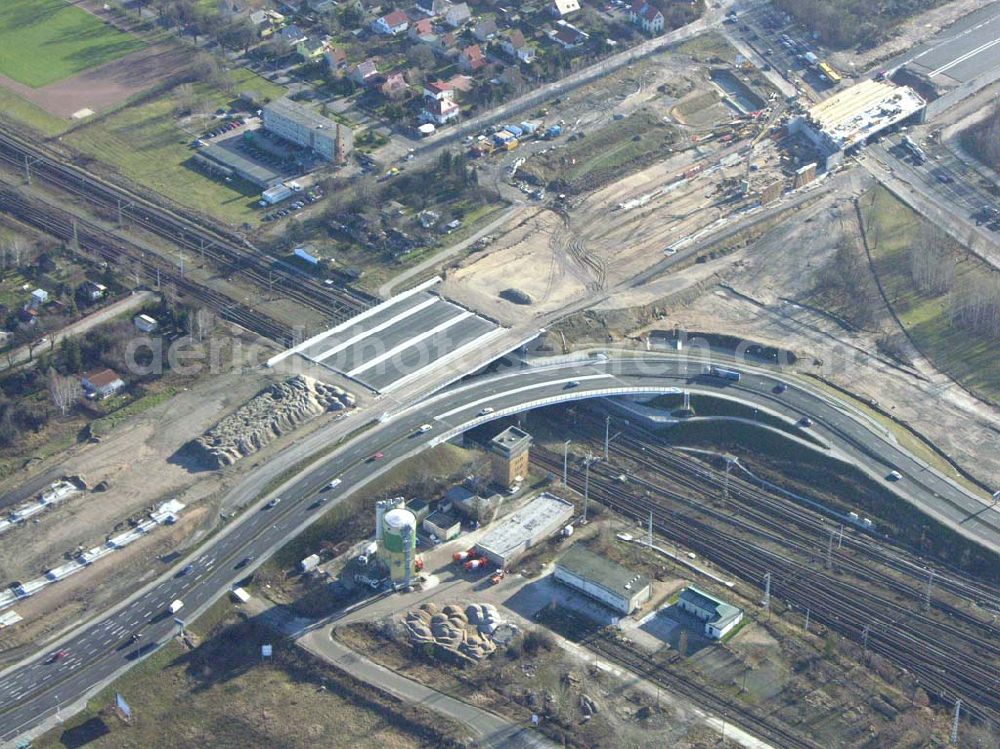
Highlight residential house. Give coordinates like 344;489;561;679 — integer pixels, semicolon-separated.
279;24;308;46
380;71;409;99
549;0;580;17
416;0;451;16
432;31;459;57
501;29;535;63
629;0;664;34
297;37;330;61
326;47;348;71
444;2;471;28
29;289;48;308
473;18;498;41
447;73;474;92
422;80;460;124
549;24;588;49
349;58;379;85
81;368;125;400
248;9;271;33
79;281;107;302
372;9;410;35
458;44;486;73
408;18;434;40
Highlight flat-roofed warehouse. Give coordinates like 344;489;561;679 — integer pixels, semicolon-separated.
195;143;285;188
554;545;651;615
262;98;353;163
789;80;925;168
474;493;574;568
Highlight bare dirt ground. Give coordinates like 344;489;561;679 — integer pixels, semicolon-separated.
827;0;992;72
0;335;362;655
591;172;1000;487
0;43;188;119
442;140;765;325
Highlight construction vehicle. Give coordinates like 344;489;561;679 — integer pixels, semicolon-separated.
453;549;475;563
465;558;486;571
490;569;505;585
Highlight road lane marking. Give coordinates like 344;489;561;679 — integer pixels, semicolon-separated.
434;374;618;420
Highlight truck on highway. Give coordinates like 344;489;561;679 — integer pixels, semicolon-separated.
168;599;184;614
705;365;742;382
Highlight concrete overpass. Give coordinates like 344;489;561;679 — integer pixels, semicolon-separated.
2;352;997;746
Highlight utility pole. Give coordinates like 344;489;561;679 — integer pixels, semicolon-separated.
683;389;690;412
604;415;610;461
583;452;592;523
862;624;870;659
924;569;935;611
804;608;810;632
950;699;961;744
178;252;185;278
826;528;835;570
648;510;653;547
723;457;733;508
563;439;571;486
762;572;771;616
837;524;844;549
71;219;79;252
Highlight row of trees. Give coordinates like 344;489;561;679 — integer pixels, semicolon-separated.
772;0;940;49
964;102;1000;171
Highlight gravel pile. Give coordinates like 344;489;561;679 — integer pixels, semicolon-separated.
403;602;499;662
191;375;355;467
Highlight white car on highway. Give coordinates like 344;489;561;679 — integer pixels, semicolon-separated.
327;478;342;489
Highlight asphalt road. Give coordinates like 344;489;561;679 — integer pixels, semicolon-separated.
883;2;1000;84
2;352;997;744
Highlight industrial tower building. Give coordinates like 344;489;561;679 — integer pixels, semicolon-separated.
488;426;532;488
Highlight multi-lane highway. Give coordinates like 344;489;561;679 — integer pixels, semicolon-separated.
2;353;997;744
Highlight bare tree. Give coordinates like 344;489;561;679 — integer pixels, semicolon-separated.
950;276;1000;339
49;368;81;416
909;225;955;295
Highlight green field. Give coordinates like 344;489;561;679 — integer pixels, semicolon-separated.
0;0;145;88
863;186;1000;402
66;71;286;225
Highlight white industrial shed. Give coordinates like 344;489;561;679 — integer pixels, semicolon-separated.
554;545;651;615
474;493;574;568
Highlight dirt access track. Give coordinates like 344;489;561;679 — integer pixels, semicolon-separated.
0;42;189;119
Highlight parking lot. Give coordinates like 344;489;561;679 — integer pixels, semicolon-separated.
730;4;844;102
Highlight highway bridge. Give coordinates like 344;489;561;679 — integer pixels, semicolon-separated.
1;352;997;745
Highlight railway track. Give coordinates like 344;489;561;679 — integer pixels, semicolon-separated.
584;630;821;749
531;435;1000;728
0;187;292;344
0;128;374;327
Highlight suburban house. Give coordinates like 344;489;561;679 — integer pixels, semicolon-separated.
380;71;409;99
444;2;471;27
79;281;107;302
349;58;379;85
416;0;451;16
408;18;434;40
473;18;498;41
326;47;348;71
677;586;745;640
372;9;410;35
629;0;665;34
501;29;535;63
133;314;158;333
432;31;459;57
81;368;125;400
458;44;486;73
279;24;308;46
29;289;49;308
422;80;460;124
297;37;329;61
550;0;581;17
549;24;589;49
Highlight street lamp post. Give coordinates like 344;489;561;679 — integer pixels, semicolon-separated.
563;439;571;486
